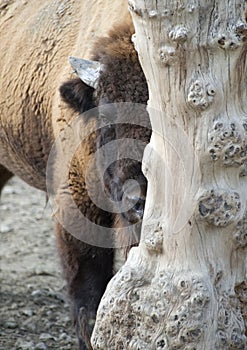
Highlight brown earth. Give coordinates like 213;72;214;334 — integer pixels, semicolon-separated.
0;177;78;350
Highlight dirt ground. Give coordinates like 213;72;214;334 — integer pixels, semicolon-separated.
0;177;78;350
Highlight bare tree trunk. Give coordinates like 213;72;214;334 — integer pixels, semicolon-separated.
92;1;247;349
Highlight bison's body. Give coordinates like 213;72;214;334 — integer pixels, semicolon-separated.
0;1;150;349
0;0;129;188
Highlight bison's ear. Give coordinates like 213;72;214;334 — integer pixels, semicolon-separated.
59;57;103;114
59;78;95;113
69;57;102;89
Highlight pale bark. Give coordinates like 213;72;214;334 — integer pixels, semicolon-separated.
92;1;247;349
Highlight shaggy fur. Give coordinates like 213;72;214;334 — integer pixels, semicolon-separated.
93;23;151;253
59;22;151;349
93;23;148;105
0;4;149;348
60;79;95;115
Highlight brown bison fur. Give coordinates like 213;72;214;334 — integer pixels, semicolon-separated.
92;22;148;105
58;22;150;349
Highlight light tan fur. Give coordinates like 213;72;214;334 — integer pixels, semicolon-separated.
0;0;129;190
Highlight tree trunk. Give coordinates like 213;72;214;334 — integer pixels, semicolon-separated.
92;1;247;349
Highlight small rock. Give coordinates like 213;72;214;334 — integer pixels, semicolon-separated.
0;224;12;233
22;317;34;327
0;204;11;211
39;333;55;341
3;186;18;194
64;316;71;324
10;303;18;310
15;339;34;350
35;342;47;350
5;321;17;329
59;332;68;340
31;289;43;298
22;309;33;317
35;212;45;220
47;290;65;302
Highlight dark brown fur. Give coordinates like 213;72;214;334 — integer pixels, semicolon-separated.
93;22;148;105
58;22;150;350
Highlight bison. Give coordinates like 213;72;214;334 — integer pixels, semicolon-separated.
0;1;150;349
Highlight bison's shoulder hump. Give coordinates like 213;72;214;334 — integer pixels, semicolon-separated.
92;21;136;63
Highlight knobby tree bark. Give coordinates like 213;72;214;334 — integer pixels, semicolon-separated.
92;1;247;349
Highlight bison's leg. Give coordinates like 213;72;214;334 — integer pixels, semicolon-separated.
55;223;113;350
0;164;13;196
